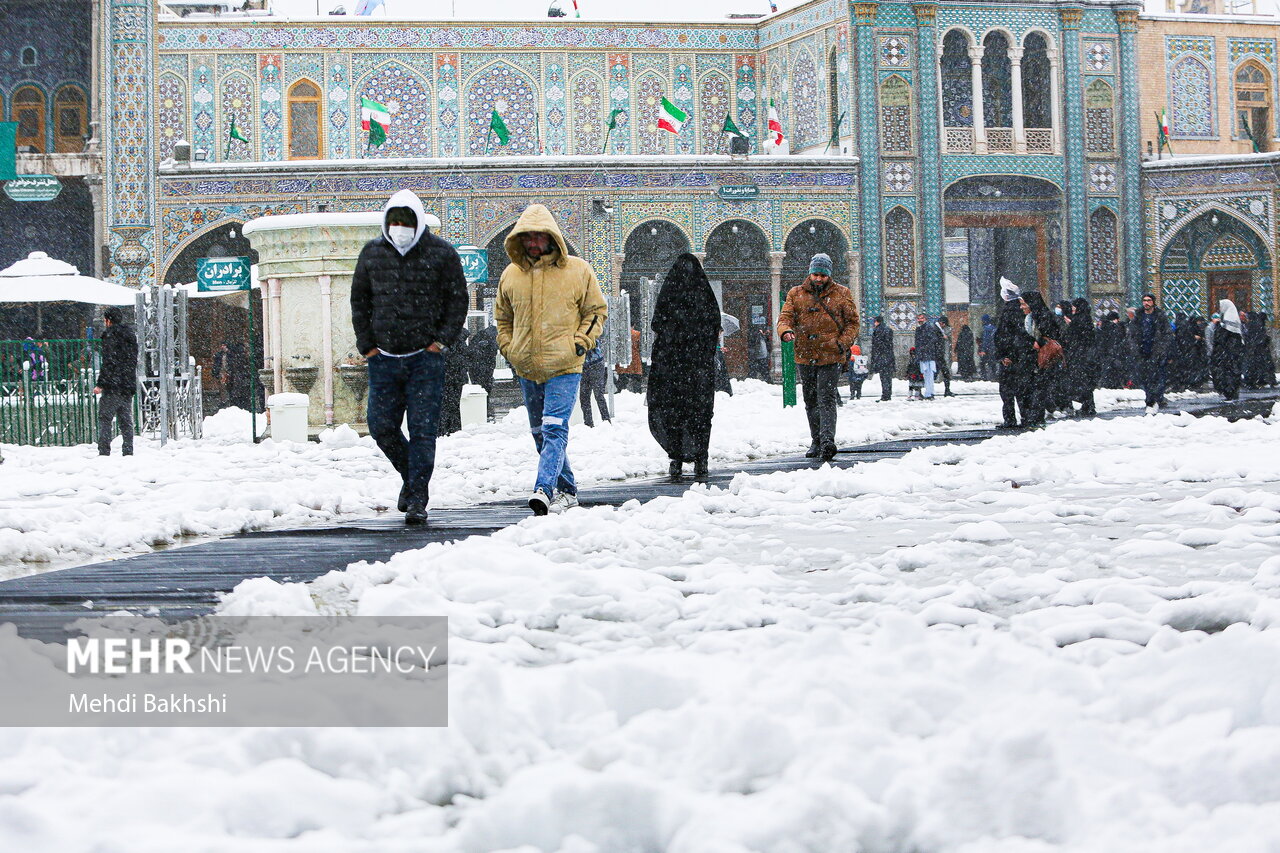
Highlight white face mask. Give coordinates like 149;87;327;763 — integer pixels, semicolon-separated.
388;225;415;250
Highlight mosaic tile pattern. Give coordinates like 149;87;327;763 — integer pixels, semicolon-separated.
220;74;254;162
1085;41;1113;73
571;72;605;155
1088;207;1117;286
884;207;915;291
157;73;186;162
884;161;914;194
792;49;820;150
1161;276;1204;317
1089;163;1117;194
466;63;537;156
361;63;433;158
888;300;918;331
1167;37;1216;140
881;36;910;68
698;73;731;155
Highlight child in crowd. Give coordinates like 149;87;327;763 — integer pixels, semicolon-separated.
906;346;925;400
847;344;869;399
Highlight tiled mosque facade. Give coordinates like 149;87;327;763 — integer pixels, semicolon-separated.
94;0;1159;355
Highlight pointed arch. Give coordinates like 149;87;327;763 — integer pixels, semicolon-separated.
634;72;668;155
791;47;820;149
981;30;1012;134
219;72;255;162
1089;207;1118;287
698;71;732;154
942;28;974;152
1234;59;1272;148
884;206;916;291
465;61;538;156
1022;31;1053;143
569;70;605;155
1170;56;1215;138
285;78;322;160
157;74;187;162
355;62;432;157
12;85;46;153
880;74;913;154
53;84;87;153
1085;79;1114;154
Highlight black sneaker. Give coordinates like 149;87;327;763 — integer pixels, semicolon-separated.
397;482;410;513
804;443;820;458
405;501;428;525
996;422;1020;430
820;443;837;462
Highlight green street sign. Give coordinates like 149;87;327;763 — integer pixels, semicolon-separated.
454;245;489;284
197;256;252;292
717;184;760;201
3;174;61;202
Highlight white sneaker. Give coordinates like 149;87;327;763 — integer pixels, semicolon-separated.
528;489;551;516
550;492;580;513
1145;405;1157;415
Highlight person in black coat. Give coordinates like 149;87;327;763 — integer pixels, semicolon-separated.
1097;312;1127;388
351;190;469;523
1063;297;1097;416
1021;291;1060;421
1244;312;1278;388
1212;300;1245;401
466;323;499;419
94;306;137;456
994;286;1038;428
437;332;470;436
647;253;721;482
956;323;977;380
912;313;944;399
1127;294;1172;410
869;316;895;401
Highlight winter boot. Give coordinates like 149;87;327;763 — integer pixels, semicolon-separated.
668;459;683;480
693;457;709;483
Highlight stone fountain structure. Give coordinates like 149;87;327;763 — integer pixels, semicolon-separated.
243;211;440;433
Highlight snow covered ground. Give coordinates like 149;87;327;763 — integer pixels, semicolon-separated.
0;379;1168;577
3;406;1280;851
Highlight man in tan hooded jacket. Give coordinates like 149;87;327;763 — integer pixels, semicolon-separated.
495;203;608;515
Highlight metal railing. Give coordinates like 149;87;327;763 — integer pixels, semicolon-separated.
0;338;118;447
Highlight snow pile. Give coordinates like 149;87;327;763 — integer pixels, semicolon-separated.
0;380;1166;576
2;412;1279;851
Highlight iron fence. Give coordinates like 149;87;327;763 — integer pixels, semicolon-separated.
0;338;118;447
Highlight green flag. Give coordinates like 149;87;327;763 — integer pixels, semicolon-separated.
722;112;746;139
229;114;250;145
606;108;623;131
0;122;16;181
489;108;510;146
1241;113;1261;153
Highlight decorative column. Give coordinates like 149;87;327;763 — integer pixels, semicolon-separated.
85;175;105;279
854;1;884;319
1010;47;1026;154
769;251;786;379
270;277;284;396
846;251;862;327
319;274;335;426
103;0;157;286
915;3;944;318
1049;50;1063;155
1116;6;1143;306
611;252;626;298
1061;6;1088;299
968;46;988;154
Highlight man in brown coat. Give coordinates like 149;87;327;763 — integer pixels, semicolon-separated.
777;253;859;461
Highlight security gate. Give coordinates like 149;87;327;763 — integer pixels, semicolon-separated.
135;285;203;444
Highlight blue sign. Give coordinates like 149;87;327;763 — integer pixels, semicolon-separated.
197;256;252;292
454;246;489;284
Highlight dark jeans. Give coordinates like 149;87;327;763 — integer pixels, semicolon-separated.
999;368;1038;426
616;372;642;392
367;351;445;505
748;356;771;382
847;371;866;398
97;391;134;455
1138;356;1167;407
579;359;610;426
879;370;893;400
980;353;997;381
797;362;841;449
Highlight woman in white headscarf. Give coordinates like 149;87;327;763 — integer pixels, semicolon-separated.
1211;299;1244;401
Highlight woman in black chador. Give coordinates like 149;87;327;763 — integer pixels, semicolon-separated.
647;253;722;482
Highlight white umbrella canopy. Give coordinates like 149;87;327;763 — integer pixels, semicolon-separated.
0;252;137;306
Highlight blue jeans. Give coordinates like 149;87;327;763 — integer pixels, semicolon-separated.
519;373;579;496
920;360;936;398
367;351;445;504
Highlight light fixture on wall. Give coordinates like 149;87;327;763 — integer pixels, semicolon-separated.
649;226;657;236
808;224;816;234
731;224;739;234
1211;213;1220;227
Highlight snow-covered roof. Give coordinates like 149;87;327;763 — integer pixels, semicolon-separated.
0;251;80;278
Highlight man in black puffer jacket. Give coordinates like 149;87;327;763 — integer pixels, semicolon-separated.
94;306;138;456
351;189;469;525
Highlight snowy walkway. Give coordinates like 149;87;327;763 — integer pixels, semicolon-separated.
0;387;1273;642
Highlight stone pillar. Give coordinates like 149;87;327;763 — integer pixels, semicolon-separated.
269;278;284;397
1010;47;1026;154
611;251;626;304
1061;6;1088;299
103;0;157;286
854;1;884;320
319;274;335;426
84;174;105;279
1049;52;1063;155
915;3;944;318
1116;6;1144;306
769;250;787;379
847;251;863;330
968;46;988;154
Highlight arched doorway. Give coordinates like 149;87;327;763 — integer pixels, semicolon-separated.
621;220;691;340
943;176;1063;310
783;219;849;291
1160;210;1272;316
164;223;262;413
705;219;769;376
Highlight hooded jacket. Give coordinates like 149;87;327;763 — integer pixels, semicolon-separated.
777;276;859;366
350;190;469;356
495;204;608;383
96;322;138;395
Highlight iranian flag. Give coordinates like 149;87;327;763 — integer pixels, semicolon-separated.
361;97;391;147
767;99;786;147
657;97;687;135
